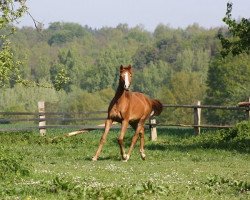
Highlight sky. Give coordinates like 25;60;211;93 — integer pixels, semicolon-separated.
18;0;250;32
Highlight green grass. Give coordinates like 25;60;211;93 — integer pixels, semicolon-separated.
0;125;250;199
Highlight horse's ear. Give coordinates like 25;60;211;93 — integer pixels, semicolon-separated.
128;65;132;72
120;65;124;72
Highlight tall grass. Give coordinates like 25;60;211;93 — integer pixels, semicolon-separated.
0;121;249;199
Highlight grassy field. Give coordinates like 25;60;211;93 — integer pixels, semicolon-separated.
0;123;250;199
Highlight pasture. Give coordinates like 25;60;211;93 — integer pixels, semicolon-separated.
0;123;250;199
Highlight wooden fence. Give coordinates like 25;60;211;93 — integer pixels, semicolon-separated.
0;100;249;140
162;101;249;134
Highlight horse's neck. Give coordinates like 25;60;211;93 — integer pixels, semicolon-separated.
111;83;128;104
115;83;124;96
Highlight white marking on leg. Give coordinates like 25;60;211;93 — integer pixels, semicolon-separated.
140;149;146;160
122;154;130;162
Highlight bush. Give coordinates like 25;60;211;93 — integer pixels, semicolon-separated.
222;120;250;141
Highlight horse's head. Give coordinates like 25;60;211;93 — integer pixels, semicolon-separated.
120;65;132;91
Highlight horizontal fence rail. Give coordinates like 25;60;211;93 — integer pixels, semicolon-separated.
162;104;249;128
0;100;249;139
163;104;248;110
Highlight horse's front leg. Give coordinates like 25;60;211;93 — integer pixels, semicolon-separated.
92;119;113;161
118;120;129;160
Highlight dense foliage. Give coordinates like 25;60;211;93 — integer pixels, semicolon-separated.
0;2;249;125
0;0;27;86
219;2;250;57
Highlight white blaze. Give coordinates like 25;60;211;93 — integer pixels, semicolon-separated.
124;72;130;89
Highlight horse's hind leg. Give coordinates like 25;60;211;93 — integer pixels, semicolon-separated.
92;119;112;161
139;126;146;160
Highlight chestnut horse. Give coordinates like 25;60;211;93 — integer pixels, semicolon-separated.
92;65;163;161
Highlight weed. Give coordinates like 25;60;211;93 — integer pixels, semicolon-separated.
204;175;250;195
0;152;30;180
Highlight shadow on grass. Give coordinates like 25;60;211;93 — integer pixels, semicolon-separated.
84;156;122;162
146;139;250;154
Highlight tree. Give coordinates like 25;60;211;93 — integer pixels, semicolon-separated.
170;72;206;105
133;61;172;97
125;25;151;43
50;50;75;92
81;47;132;92
132;45;159;69
0;0;27;87
205;2;250;123
0;0;45;87
205;54;250;123
219;2;250;57
0;1;27;31
169;72;207;124
47;22;89;46
156;35;181;64
153;24;175;42
175;48;194;72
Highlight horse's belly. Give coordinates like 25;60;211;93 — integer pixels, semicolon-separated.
128;112;144;121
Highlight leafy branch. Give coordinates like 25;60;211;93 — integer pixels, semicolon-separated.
219;2;250;57
0;0;45;87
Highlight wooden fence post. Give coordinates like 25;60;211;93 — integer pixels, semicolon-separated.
247;97;250;120
150;118;157;141
38;101;46;136
194;101;201;135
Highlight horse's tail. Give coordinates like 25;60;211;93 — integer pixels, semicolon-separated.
151;99;163;116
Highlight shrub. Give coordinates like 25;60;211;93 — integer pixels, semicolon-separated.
221;120;250;141
192;121;250;152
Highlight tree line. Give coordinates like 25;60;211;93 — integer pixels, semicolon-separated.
0;2;249;125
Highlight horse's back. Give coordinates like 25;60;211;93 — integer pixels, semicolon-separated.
131;92;151;105
130;92;162;116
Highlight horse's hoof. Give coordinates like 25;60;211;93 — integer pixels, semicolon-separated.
141;154;146;160
140;150;146;160
122;154;130;161
92;157;98;161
